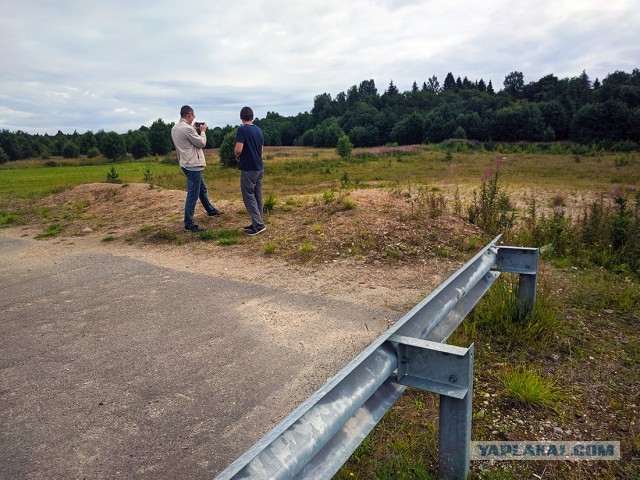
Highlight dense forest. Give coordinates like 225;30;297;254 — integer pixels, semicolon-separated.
1;68;639;163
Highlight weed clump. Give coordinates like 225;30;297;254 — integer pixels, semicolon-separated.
502;365;563;411
263;242;277;254
0;212;17;226
467;162;516;236
36;223;63;238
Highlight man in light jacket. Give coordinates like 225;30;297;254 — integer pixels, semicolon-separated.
171;105;223;232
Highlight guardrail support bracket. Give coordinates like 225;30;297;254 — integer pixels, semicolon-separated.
390;334;474;480
495;246;539;317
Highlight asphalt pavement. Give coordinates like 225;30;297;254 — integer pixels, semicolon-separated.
0;236;396;479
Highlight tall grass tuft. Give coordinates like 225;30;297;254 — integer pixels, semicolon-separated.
299;242;315;254
323;189;335;204
263;193;277;213
458;275;559;347
502;365;563;411
36;223;63;238
263;242;277;254
467;162;516;236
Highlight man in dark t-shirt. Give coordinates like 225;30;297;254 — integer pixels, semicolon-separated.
234;106;266;235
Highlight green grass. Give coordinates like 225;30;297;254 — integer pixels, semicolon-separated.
198;228;240;246
263;242;278;254
0;161;179;198
0;212;17;226
569;268;640;313
501;365;563;411
35;223;63;238
341;196;357;210
334;389;439;480
298;242;315;254
5;147;637;202
452;275;560;347
153;229;178;242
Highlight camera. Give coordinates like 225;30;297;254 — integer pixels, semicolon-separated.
194;122;206;129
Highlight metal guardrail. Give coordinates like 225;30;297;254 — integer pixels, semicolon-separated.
215;235;539;480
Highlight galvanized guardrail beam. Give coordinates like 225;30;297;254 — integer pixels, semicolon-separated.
215;235;539;480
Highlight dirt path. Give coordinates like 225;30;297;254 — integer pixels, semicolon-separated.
2;183;479;313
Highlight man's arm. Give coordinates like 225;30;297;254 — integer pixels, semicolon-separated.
187;127;207;148
234;141;243;161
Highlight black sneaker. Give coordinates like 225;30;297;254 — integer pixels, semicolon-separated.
243;225;253;231
208;210;224;216
184;224;204;232
246;226;266;236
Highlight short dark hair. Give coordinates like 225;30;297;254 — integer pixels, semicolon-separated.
240;106;254;121
180;105;194;117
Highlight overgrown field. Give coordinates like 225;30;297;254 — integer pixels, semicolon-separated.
1;144;639;479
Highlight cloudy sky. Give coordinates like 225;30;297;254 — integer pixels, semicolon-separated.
1;0;638;135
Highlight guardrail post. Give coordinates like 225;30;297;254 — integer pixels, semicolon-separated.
438;372;473;480
390;335;474;480
495;246;539;318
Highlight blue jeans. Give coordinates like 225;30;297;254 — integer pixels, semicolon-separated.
182;168;217;227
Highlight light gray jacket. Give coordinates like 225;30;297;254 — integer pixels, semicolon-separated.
171;118;207;169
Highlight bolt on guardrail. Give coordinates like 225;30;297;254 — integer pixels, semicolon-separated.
215;235;539;480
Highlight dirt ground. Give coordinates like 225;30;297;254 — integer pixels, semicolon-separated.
6;182;492;314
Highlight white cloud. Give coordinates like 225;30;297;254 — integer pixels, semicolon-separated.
0;0;638;134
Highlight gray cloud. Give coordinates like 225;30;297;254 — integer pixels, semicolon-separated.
1;0;638;134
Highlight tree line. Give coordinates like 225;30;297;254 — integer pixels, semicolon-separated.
1;68;639;164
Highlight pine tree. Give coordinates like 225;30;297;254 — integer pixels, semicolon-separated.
443;72;456;91
385;80;399;95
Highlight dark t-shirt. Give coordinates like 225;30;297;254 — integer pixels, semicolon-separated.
235;124;264;171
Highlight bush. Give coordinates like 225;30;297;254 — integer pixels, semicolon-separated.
219;130;237;168
609;140;639;152
515;183;640;275
467;163;516;235
160;155;177;165
0;147;9;164
62;141;80;159
87;147;101;158
336;134;353;158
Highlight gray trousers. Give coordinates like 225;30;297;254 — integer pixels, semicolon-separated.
240;169;264;228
